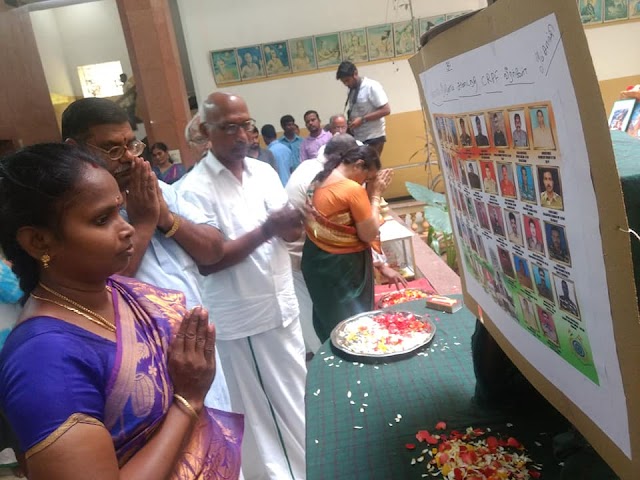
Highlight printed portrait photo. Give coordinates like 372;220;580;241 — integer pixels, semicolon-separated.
497;162;517;198
509;109;530;149
553;275;581;319
533;265;555;302
498;246;515;279
434;116;446;144
579;0;603;24
604;0;629;21
474;199;491;231
529;106;556;150
451;155;461;182
237;45;265;80
537;166;564;210
519;296;540;332
516;164;537;203
288;37;317;73
545;222;571;265
537;306;560;346
315;33;341;68
488;204;506;238
488;111;508;148
465;196;475;222
340;29;368;63
263;42;291;76
488;245;501;273
457;116;473;148
480;161;498;195
513;254;534;290
523;215;545;255
367;24;394;60
504;209;523;246
476;232;487;261
393;21;416;56
466;160;483;191
447;117;459;146
471;114;490;148
211;49;241;85
608;99;636;131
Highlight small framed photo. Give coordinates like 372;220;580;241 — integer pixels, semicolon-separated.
537;166;564;210
498;246;515;279
480;160;498;195
516;164;537;204
545;221;571;265
488;204;506;238
446;117;459;146
470;114;490;148
457;116;473;148
579;0;603;24
315;33;342;68
513;254;534;291
519;296;540;332
529;106;556;150
340;28;368;62
288;37;317;73
553;275;581;319
608;98;636;131
627;102;640;138
630;0;640;17
537;306;560;346
504;209;523;246
533;265;555;303
604;0;629;21
393;21;416;56
523;215;545;255
367;24;394;61
474;199;491;231
497;162;517;198
210;49;240;85
488;111;508;148
263;42;291;77
237;45;265;81
466;160;483;191
509;109;530;149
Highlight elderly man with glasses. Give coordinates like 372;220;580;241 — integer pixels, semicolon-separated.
176;92;307;480
61;98;232;411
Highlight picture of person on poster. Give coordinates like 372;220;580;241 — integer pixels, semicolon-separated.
491;111;508;147
510;111;529;148
538;166;564;210
498;162;517;198
517;164;536;203
524;215;545;254
481;161;498;194
546;223;571;264
488;204;505;237
459;159;469;186
513;254;533;290
538;307;560;346
534;266;554;302
467;161;482;190
505;210;523;246
555;276;581;319
498;247;515;278
530;107;556;149
447;117;459;146
458;117;472;147
474;199;491;231
473;115;490;147
520;296;539;331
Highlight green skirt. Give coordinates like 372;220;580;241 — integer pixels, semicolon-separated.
301;238;374;343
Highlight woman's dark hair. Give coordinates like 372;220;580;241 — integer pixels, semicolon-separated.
313;145;381;184
150;142;173;164
0;143;105;303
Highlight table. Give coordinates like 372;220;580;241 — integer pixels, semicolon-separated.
305;297;612;479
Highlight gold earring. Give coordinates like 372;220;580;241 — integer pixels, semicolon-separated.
41;253;50;269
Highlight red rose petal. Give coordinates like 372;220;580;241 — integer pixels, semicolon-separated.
507;436;522;448
486;436;499;450
529;470;542;478
405;443;416;450
416;430;430;442
435;421;447;430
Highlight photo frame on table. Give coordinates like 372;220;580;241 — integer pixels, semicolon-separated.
626;102;640;138
210;49;240;85
367;24;394;61
608;98;636;131
237;45;265;81
340;28;368;62
262;41;291;77
579;0;603;24
604;0;629;21
393;21;416;56
288;37;317;73
315;33;341;68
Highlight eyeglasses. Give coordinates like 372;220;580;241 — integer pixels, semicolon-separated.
88;139;146;160
208;119;256;136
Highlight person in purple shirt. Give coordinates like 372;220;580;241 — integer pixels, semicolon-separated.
299;110;332;162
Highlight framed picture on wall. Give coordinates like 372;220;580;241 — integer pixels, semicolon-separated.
236;45;265;81
393;21;416;56
262;41;291;77
288;37;317;73
418;15;446;40
315;33;341;68
366;24;394;61
629;0;640;17
446;11;471;20
340;28;368;63
578;0;603;23
604;0;629;21
210;49;240;85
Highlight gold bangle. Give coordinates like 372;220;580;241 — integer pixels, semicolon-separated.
164;215;181;238
173;393;199;421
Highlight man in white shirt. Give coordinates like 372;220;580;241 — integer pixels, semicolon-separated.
177;92;306;480
337;61;391;155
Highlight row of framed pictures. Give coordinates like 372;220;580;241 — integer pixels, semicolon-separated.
578;0;640;24
210;11;471;85
608;98;640;137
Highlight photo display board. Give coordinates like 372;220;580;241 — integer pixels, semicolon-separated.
410;0;640;477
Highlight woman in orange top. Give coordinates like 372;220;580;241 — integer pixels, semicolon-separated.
301;145;391;342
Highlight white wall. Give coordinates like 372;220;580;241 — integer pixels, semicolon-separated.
31;0;132;98
177;0;486;127
584;22;640;80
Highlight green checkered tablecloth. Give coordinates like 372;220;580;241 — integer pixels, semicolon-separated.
305;298;575;479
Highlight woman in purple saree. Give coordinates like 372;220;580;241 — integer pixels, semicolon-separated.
0;144;243;479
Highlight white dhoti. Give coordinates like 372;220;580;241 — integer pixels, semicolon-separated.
217;318;307;480
292;270;322;354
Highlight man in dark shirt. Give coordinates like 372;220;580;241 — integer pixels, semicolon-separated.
475;116;489;146
492;113;507;147
467;162;482;189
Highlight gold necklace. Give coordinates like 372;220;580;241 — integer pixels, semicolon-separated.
30;293;116;333
36;282;116;332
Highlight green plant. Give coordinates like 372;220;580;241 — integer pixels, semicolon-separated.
405;181;457;271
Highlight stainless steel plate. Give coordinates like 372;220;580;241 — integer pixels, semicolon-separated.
330;310;436;360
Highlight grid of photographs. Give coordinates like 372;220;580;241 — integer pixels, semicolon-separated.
436;101;584;361
209;11;472;85
578;0;640;24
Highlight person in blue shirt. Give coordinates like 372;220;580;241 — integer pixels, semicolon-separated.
262;124;294;185
277;114;303;168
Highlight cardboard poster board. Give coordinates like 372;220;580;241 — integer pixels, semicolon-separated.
409;0;640;477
